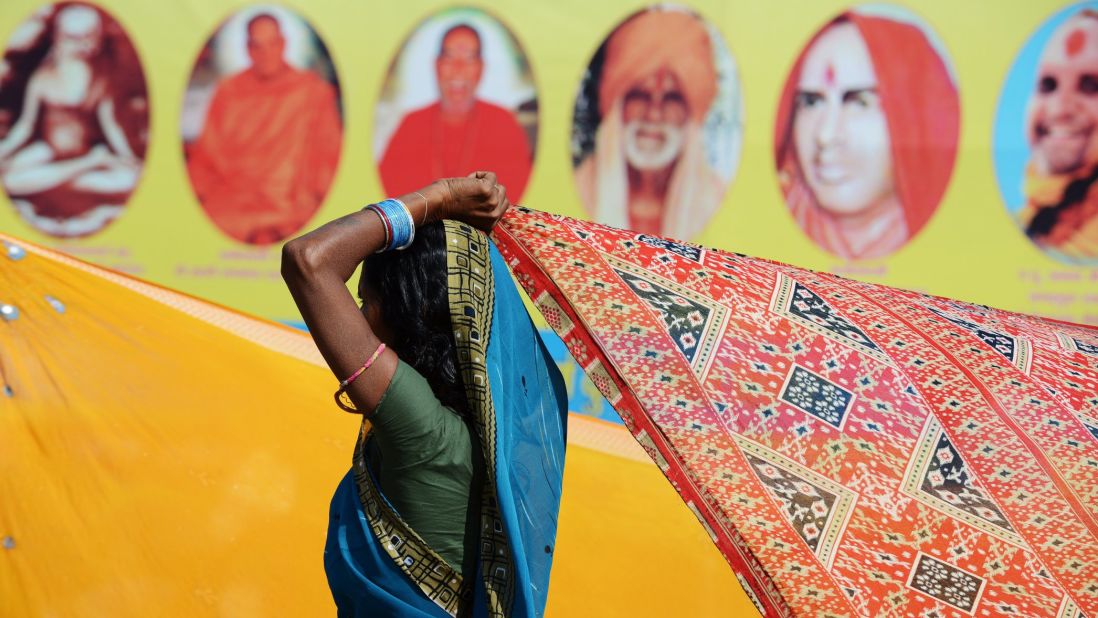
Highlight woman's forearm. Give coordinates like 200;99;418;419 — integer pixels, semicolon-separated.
281;208;387;285
279;185;451;411
281;185;448;284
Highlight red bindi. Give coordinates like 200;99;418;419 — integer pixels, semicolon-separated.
1066;28;1086;58
824;63;835;87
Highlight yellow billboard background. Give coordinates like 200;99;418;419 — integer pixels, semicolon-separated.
1;0;1090;324
0;1;1090;616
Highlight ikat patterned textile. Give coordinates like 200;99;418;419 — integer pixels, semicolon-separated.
493;208;1098;618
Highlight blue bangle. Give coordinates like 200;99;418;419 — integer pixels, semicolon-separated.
374;199;414;251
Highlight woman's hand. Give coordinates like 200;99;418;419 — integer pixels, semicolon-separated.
436;171;511;232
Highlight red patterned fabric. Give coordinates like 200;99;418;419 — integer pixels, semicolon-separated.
493;208;1098;617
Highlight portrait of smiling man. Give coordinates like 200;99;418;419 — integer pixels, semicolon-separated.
378;21;533;201
1017;9;1098;262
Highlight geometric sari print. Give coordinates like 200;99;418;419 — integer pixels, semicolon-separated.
494;208;1098;617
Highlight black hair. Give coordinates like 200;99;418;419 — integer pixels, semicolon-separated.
438;23;482;59
358;221;468;416
246;13;280;35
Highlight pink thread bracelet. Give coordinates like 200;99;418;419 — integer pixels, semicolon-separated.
334;343;386;413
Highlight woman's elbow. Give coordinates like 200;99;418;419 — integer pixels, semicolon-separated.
281;237;323;282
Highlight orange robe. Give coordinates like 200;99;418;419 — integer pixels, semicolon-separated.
378;100;531;201
187;67;342;245
1019;163;1098;263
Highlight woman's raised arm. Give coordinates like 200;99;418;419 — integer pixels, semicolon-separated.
280;173;510;413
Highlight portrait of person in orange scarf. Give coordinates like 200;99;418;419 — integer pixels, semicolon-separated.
377;12;534;201
1017;9;1098;264
774;9;959;261
183;8;342;246
0;2;147;238
572;6;740;241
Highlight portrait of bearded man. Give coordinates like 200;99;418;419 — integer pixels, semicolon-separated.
572;7;736;241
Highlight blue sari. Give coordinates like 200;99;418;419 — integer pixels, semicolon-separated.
324;221;569;617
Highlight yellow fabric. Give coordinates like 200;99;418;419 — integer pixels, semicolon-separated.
0;233;754;617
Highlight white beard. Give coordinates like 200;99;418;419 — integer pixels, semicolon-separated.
623;121;684;171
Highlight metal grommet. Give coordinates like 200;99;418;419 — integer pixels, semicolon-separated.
45;295;65;314
0;304;18;322
3;241;25;261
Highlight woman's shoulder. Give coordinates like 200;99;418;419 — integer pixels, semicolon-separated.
370;359;473;467
371;360;464;437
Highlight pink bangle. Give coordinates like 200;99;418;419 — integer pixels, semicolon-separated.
366;204;392;252
334;343;386;413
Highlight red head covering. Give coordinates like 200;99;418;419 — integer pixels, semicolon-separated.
598;8;717;123
774;12;960;245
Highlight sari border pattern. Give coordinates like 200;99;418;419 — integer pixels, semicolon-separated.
444;220;515;617
350;434;469;616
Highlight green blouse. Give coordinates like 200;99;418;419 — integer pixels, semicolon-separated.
367;360;482;576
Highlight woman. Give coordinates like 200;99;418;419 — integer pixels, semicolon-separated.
774;12;959;260
281;173;568;617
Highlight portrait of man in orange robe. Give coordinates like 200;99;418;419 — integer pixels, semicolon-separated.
1018;9;1098;263
185;13;342;245
378;23;532;201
